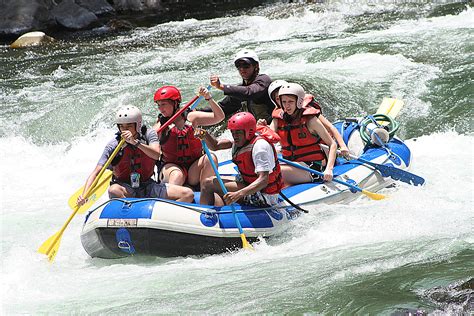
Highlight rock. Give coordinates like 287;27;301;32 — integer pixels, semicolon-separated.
106;19;134;31
110;0;163;12
51;0;98;30
10;31;55;48
76;0;115;15
0;0;56;37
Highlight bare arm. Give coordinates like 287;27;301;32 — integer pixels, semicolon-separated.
223;171;269;205
307;117;337;181
319;115;349;155
188;87;225;127
77;164;102;206
195;128;233;151
136;142;161;160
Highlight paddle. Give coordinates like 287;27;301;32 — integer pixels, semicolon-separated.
201;140;253;250
68;88;210;215
320;144;425;186
278;157;386;200
376;98;404;123
38;138;126;262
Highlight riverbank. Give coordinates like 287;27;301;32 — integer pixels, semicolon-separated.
0;0;273;44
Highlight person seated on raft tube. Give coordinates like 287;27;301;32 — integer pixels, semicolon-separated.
209;49;275;124
77;105;194;206
197;112;283;207
266;79;349;157
153;85;225;190
258;82;338;186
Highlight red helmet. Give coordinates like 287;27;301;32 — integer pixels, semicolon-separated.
227;112;256;141
154;85;182;104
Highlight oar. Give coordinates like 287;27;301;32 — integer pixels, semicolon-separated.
376;98;404;123
321;144;425;186
278;157;386;200
68;88;210;215
38;138;126;262
201;140;253;250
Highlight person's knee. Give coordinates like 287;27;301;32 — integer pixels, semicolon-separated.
201;177;216;191
181;187;195;203
108;184;125;198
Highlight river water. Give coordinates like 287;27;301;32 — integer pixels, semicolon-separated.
1;1;473;314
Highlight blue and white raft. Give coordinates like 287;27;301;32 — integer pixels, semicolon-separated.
81;116;414;258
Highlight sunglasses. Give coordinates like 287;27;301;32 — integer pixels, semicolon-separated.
235;63;252;69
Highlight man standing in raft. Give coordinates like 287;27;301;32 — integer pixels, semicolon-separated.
153;85;225;190
77;105;194;206
210;49;275;123
198;112;283;207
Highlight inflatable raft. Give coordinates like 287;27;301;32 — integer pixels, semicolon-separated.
81;115;416;258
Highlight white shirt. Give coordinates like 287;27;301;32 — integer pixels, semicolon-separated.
252;138;276;173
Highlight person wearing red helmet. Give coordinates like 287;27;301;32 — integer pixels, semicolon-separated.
209;49;275;124
259;82;338;186
153;85;225;190
77;105;195;206
197;112;283;207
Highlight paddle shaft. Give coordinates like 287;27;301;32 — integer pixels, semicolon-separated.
278;157;367;194
201;141;246;232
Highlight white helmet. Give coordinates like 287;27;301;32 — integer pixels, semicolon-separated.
268;80;288;106
233;49;259;66
115;105;142;132
279;83;306;109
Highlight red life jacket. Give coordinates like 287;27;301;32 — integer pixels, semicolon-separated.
232;136;283;195
159;122;203;169
112;130;156;183
272;106;326;162
303;94;323;113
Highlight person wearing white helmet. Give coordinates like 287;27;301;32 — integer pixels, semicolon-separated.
265;80;349;157
259;82;338;186
209;49;275;123
77;105;195;205
267;79;288;108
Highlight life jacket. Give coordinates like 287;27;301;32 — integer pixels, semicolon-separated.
272;106;326;162
232;136;283;195
111;126;156;183
158;121;203;169
303;94;323;114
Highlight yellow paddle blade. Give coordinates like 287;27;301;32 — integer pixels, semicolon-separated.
362;189;387;200
240;234;254;251
376;98;404;124
68;170;112;214
38;231;62;262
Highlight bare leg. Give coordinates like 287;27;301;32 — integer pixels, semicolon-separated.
159;163;186;186
108;183;130;198
166;184;195;203
200;176;244;206
187;154;217;188
280;164;312;186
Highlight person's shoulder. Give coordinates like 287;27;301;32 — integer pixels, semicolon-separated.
256;74;272;84
254;138;273;150
106;137;119;148
144;126;159;143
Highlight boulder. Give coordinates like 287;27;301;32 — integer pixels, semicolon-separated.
0;0;55;37
51;0;98;30
76;0;115;15
110;0;163;12
10;31;55;48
